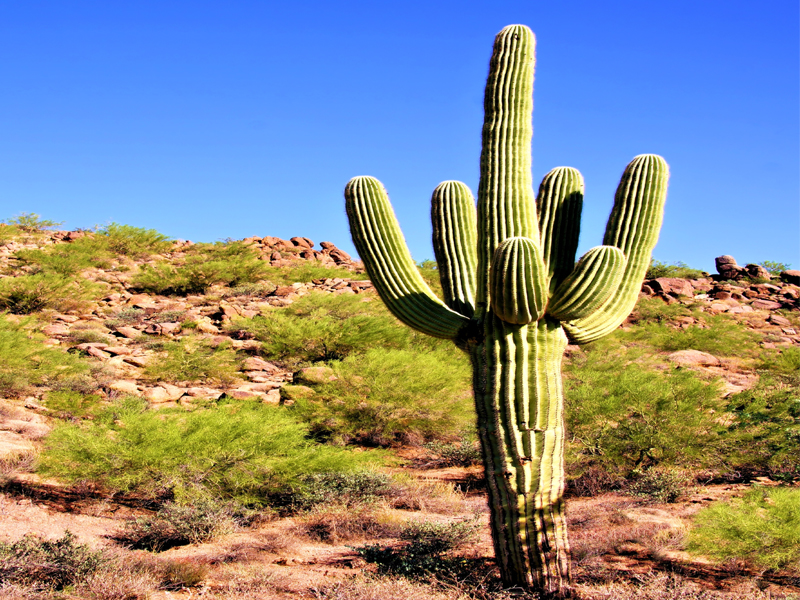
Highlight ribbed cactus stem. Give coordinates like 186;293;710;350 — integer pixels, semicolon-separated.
432;181;478;318
477;25;539;306
343;24;667;596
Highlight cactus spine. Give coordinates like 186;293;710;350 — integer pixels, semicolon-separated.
344;24;668;595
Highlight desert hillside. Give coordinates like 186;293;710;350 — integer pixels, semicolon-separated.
0;218;798;600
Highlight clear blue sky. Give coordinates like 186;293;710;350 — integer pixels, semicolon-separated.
1;1;797;273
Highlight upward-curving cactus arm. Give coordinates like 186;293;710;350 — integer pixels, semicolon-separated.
345;176;470;339
564;154;669;344
431;181;478;318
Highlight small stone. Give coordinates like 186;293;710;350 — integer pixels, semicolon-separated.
109;380;140;394
123;356;150;368
114;326;142;339
752;299;783;311
768;314;793;328
243;357;279;372
42;324;70;336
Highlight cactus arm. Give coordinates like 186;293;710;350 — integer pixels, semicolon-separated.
431;181;478;318
476;25;539;306
546;246;626;321
564;154;669;344
490;237;547;325
536;167;584;294
345;176;470;339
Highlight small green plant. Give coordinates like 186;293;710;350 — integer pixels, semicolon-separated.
0;316;88;397
143;337;241;384
646;259;705;279
687;486;800;571
628;296;694;324
291;347;472;446
627;467;691;503
264;261;358;285
565;338;725;478
14;236;111;275
43;391;103;420
38;398;378;505
287;470;394;509
759;260;792;275
2;213;63;233
116;500;245;551
0;273;84;313
355;518;481;576
99;222;172;257
422;432;482;468
0;531;104;590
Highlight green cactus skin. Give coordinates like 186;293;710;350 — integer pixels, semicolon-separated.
344;24;668;596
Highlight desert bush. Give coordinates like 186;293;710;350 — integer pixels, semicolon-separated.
646;259;705;279
13;236;111;276
0;273;90;314
229;292;434;368
421;433;482;468
291;347;473;446
131;241;269;295
0;531;104;590
355;518;481;576
116;500;244;551
143;337;240;384
224;281;277;297
759;260;792;275
66;326;113;345
628;296;695;324
687;486;800;571
723;375;800;481
43;391;103;420
288;470;394;509
627;467;691;503
300;503;401;543
622;313;761;359
312;575;470;600
38;398;378;505
0;316;88;397
1;213;62;233
263;261;359;286
99;223;172;257
565;339;725;479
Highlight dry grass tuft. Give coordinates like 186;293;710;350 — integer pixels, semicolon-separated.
311;575;472;600
575;572;773;599
298;503;403;543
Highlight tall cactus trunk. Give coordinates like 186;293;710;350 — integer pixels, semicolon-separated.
343;23;668;596
472;315;570;593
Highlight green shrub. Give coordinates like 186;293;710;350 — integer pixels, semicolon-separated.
0;273;91;314
230;292;447;368
622;313;761;359
291;347;472;446
287;471;394;510
131;241;269;295
723;375;800;481
43;391;104;420
627;467;691;503
99;222;172;257
629;296;695;324
687;486;800;571
759;260;792;275
646;259;705;279
38;398;378;505
143;337;241;384
116;500;245;551
355;518;480;576
0;531;104;590
14;236;111;275
422;433;482;468
565;339;725;479
0;316;88;397
264;261;360;285
2;213;62;233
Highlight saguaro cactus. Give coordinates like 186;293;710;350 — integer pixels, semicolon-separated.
344;24;668;595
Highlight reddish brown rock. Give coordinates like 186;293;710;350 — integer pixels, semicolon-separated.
752;299;783;311
42;323;70;336
243;356;279;372
768;314;793;328
668;350;721;366
781;270;800;285
273;286;296;297
290;236;314;249
745;264;772;280
650;278;694;297
329;248;352;264
320;241;336;250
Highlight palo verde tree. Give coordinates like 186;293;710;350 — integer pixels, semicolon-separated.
344;25;668;596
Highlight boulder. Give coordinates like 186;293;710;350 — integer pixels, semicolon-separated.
290;236;314;249
650;277;694;297
715;255;746;280
780;270;800;285
745;264;771;280
667;350;721;367
751;299;783;311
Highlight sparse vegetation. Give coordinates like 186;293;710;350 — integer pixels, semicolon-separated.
688;486;800;571
143;336;241;384
646;259;705;279
2;213;63;233
38;398;379;505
